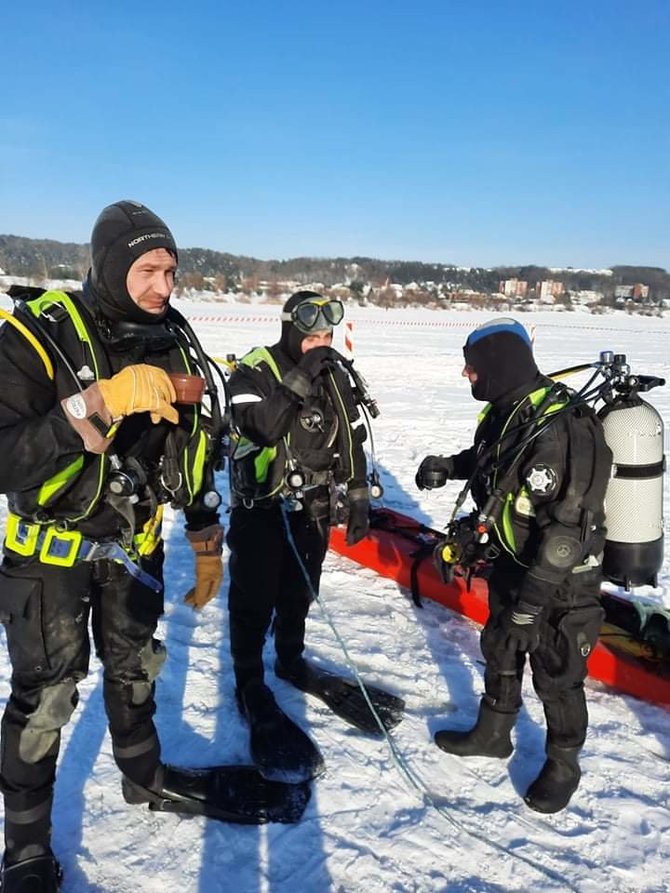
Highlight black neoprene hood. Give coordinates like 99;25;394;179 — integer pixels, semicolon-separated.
88;200;178;324
279;290;326;363
463;317;539;403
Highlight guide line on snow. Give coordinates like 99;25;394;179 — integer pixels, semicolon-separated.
280;503;579;889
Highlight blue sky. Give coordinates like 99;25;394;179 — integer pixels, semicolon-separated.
1;1;668;269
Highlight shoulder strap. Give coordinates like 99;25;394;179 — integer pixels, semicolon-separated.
475;384;574;550
240;346;282;382
0;306;54;379
9;289;111;389
2;290;111;524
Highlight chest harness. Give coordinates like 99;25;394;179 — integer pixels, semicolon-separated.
436;385;577;581
1;290;223;590
436;379;611;589
229;347;359;510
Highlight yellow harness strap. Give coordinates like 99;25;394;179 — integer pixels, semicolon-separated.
0;308;54;379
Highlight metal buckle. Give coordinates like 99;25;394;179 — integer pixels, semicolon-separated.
572;554;601;574
79;541;120;562
77;539;162;592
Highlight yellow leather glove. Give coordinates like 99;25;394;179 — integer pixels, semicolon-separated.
184;556;223;609
97;364;179;425
184;525;224;610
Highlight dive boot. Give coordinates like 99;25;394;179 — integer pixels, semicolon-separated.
524;743;581;814
434;699;516;758
0;853;62;892
121;764;247;808
122;765;167;805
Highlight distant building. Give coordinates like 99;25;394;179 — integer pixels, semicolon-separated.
537;280;564;301
499;278;528;298
615;283;649;301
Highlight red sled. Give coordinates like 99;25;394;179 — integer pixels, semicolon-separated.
329;508;670;709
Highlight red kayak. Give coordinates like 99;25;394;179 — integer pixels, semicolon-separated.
329;507;670;708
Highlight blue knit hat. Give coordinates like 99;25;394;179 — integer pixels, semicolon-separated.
465;317;532;350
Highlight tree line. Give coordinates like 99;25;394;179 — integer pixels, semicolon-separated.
1;234;668;300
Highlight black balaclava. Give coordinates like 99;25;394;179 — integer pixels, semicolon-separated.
278;290;329;363
463;317;539;403
86;200;178;324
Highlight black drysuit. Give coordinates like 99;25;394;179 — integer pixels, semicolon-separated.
227;343;367;691
450;375;612;747
0;290;217;860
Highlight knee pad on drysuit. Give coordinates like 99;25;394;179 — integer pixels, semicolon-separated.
137;638;167;682
104;665;164;788
19;680;78;764
103;638;166;724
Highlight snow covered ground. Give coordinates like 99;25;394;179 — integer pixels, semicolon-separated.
0;298;669;892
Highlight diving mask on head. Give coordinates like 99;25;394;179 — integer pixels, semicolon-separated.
281;298;344;334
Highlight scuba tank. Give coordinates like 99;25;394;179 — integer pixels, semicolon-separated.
597;354;666;589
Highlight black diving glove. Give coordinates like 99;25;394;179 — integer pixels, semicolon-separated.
346;488;370;545
283;347;340;400
499;601;544;653
415;455;455;490
298;346;340;378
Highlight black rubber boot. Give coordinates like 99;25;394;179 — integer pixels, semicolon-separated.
274;657;309;686
434;699;516;758
524;743;581;814
0;853;62;892
122;765;165;805
122;765;220;808
235;681;280;727
122;765;223;809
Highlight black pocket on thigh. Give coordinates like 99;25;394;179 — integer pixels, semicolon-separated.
543;603;604;686
0;571;50;673
107;560;164;628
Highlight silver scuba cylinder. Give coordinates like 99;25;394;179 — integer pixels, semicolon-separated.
600;394;665;589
